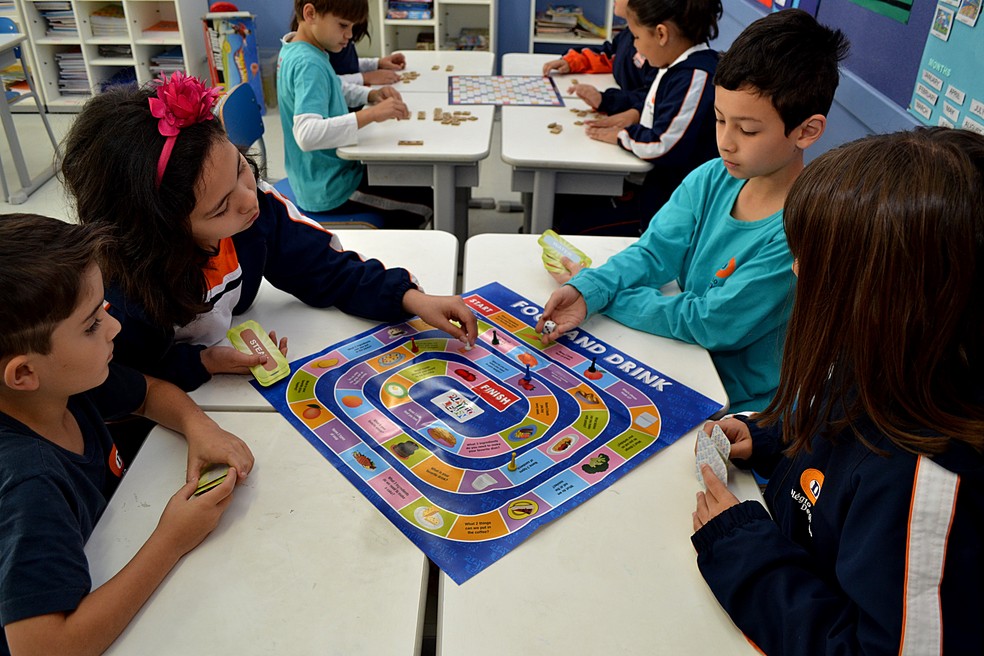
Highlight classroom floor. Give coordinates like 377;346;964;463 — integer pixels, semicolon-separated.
0;104;526;236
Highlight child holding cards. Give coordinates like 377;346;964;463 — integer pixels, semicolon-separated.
539;10;849;412
0;215;253;655
692;128;984;654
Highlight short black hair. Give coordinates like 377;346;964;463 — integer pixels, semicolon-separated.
714;9;849;134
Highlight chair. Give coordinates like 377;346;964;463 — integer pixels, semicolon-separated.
0;17;60;204
272;177;384;229
215;82;267;174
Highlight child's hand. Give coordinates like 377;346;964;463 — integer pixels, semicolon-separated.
156;470;237;558
368;86;403;103
200;331;287;375
586;109;639;129
184;423;254;485
585;124;621;144
402;290;478;347
367;96;410;122
568;84;602;109
548;256;587;285
379;52;406;70
692;466;740;532
363;69;400;85
537;285;587;344
542;59;571;75
701;416;753;460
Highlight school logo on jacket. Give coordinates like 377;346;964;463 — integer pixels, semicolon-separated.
789;467;824;539
108;444;125;478
800;468;824;505
708;257;737;290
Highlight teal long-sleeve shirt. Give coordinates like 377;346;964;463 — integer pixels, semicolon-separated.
569;159;796;412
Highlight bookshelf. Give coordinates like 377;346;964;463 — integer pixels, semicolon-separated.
529;0;618;53
15;0;208;111
375;0;496;54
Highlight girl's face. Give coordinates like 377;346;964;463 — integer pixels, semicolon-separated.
626;10;673;67
189;138;259;250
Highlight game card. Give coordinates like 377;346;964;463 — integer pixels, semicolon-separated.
227;319;290;386
695;431;729;487
539;230;592;277
194;464;230;496
708;424;731;460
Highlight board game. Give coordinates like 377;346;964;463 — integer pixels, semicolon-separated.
449;75;564;106
256;283;722;583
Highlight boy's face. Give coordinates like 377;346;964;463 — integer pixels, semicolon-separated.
303;8;355;53
713;85;803;180
35;264;121;397
189;139;259;250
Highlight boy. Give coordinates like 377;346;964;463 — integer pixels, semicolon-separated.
0;215;254;655
538;9;849;412
278;0;431;226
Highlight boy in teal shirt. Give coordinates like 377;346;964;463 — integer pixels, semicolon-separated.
539;10;849;412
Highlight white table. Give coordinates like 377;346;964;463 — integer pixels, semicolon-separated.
188;229;459;411
337;93;495;242
501;52;619;98
377;50;495;94
500;97;652;235
85;412;429;655
437;235;755;655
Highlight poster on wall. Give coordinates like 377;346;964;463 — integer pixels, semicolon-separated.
771;0;821;15
848;0;913;23
908;0;984;134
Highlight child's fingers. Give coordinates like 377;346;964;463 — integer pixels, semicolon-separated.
207;468;238;503
178;479;199;501
700;464;729;501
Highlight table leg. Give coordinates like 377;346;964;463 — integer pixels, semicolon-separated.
529;170;557;235
432;164;456;235
0;100;55;205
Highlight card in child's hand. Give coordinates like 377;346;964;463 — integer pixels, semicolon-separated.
227;319;290;386
695;430;729;487
538;229;592;274
708;424;731;460
194;464;230;496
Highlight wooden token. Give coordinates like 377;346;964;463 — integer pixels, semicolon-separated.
398;140;424;146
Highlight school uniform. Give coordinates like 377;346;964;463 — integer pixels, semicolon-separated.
561;28;659;114
693;412;984;655
328;41;380;86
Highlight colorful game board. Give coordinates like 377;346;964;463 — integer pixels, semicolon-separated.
449;75;564;106
256;283;722;583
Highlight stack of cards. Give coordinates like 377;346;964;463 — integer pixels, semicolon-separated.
695;425;731;487
227;319;291;386
538;229;592;275
194;464;230;496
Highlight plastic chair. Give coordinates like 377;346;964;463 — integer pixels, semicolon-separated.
273;177;384;229
0;17;61;204
215;82;267;173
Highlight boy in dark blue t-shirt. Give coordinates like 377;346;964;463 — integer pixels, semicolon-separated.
0;214;254;655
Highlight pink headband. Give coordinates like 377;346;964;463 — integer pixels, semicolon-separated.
148;72;220;187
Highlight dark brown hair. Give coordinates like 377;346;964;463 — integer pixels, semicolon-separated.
758;128;984;456
0;214;111;357
293;0;369;25
625;0;722;44
715;9;849;134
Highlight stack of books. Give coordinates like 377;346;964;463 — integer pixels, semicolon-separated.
98;44;132;58
450;27;489;51
90;4;128;38
141;19;179;39
386;0;432;20
55;48;89;95
535;5;580;36
149;46;184;76
37;2;77;37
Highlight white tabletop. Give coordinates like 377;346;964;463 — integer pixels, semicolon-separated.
501;52;619;98
85;412;428;655
378;50;496;94
337;92;495;163
441;234;754;655
187;229;459;411
500;96;651;173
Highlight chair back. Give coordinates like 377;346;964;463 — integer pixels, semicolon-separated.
216;82;264;150
0;17;23;58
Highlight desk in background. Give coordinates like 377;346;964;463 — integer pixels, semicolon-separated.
85;412;428;655
501;52;619;98
189;229;459;412
437;234;753;655
380;50;496;94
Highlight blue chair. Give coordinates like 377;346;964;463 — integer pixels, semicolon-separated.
215;82;267;173
272;177;384;229
0;17;60;204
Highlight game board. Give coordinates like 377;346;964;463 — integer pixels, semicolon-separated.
449;75;564;106
255;283;722;583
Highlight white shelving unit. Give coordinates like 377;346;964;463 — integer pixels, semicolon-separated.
375;0;495;55
16;0;208;111
529;0;616;52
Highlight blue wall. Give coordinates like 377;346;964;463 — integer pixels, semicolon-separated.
234;1;292;52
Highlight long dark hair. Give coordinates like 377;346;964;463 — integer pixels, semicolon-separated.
625;0;722;44
757;128;984;456
61;84;229;328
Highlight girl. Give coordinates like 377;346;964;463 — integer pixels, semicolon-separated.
60;73;476;392
555;0;722;235
692;128;984;654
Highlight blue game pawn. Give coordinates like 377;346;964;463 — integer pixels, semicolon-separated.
523;363;531;382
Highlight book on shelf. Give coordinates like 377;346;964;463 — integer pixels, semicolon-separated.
574;14;606;38
149;45;184;76
90;4;128;38
141;20;179;38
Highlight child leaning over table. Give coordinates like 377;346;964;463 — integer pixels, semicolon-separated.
693;128;984;655
0;214;253;656
279;0;432;227
288;14;408;86
553;0;723;236
539;10;849;412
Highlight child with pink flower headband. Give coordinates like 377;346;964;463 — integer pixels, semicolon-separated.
61;73;477;392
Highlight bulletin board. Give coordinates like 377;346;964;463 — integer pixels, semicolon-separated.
907;0;984;133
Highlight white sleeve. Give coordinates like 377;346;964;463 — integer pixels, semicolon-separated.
358;57;379;73
292;112;359;151
341;80;371;108
339;72;365;85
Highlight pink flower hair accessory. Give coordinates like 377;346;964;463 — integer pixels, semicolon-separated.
149;71;220;187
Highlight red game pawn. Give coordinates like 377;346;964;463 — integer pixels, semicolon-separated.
410;337;419;353
585;357;603;380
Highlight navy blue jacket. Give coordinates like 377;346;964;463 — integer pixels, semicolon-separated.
563;29;658;115
105;181;417;391
693;415;984;655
